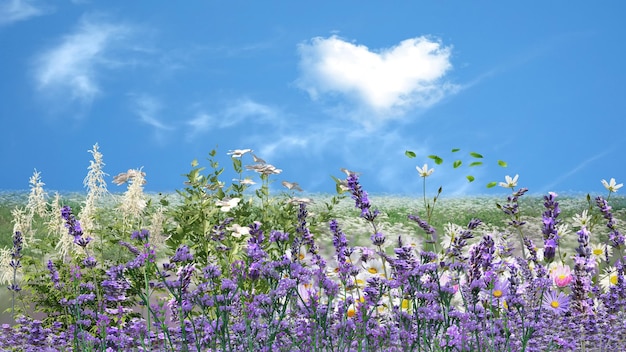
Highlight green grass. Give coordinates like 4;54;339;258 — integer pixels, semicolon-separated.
2;190;625;253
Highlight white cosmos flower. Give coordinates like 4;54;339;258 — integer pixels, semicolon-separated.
416;164;434;178
499;174;519;189
215;197;241;212
601;178;623;193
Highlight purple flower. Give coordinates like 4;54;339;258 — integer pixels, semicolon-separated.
370;232;385;247
171;245;193;262
47;260;62;289
131;229;150;242
346;173;379;221
542;290;570;314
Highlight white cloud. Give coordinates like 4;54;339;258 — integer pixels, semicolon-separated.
33;14;131;107
297;35;457;120
185;99;280;140
0;0;50;26
131;94;172;131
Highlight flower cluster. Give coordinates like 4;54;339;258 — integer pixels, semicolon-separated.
3;150;626;351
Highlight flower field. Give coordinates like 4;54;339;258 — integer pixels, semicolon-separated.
1;144;625;351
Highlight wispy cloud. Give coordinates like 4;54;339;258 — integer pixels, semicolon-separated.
185;98;281;140
296;35;458;123
0;0;51;26
32;14;131;109
130;94;173;131
539;148;614;193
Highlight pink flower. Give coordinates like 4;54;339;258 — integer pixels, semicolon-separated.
550;264;573;288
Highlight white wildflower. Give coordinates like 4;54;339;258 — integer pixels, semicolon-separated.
233;178;256;185
215;197;241;212
499;174;519;189
118;169;147;224
601;178;623;193
228;224;250;238
79;144;109;238
571;209;591;229
27;169;47;218
282;181;303;192
252;154;266;164
416;164;434;178
245;163;282;175
0;249;14;285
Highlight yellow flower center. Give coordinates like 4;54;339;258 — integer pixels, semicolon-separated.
493;289;503;298
610;275;618;285
401;299;410;310
347;308;355;318
551;300;559;309
368;267;378;274
593;248;603;256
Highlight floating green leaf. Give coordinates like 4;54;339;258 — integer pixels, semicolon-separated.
453;160;462;168
451;148;460;153
428;155;444;165
466;175;475;182
486;181;498;188
469;161;483;167
405;150;416;158
470;152;483;158
498;160;508;167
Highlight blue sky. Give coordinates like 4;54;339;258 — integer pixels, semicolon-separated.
1;1;625;198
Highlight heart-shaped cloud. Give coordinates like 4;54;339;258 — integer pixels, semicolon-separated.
297;35;456;116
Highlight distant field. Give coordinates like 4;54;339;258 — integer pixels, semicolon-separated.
3;190;625;256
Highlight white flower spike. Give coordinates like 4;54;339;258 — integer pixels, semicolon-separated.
601;178;623;193
416;164;434;178
499;174;519;189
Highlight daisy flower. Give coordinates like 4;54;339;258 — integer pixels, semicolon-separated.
590;243;611;262
600;266;619;292
542;290;570;314
441;223;463;250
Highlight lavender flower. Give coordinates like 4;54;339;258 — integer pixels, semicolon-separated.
346;173;379;221
61;205;92;248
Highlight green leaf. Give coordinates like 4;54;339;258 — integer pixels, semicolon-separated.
428;155;444;165
497;160;508;167
451;148;460;153
453;160;462;168
486;181;498;188
466;175;475;182
469;161;483;167
470;152;483;158
405;150;416;158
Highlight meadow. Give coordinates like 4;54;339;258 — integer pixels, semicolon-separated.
1;144;625;351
